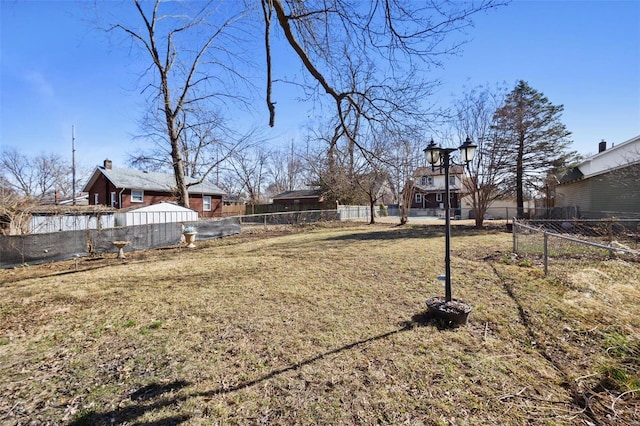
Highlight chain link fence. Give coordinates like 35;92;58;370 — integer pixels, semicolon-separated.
512;218;639;276
238;210;339;230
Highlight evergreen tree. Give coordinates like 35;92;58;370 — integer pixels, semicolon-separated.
492;80;575;218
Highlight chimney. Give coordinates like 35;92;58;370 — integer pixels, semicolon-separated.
598;139;607;153
104;159;112;169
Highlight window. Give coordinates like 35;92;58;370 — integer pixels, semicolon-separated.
421;176;433;185
94;193;99;205
436;193;442;202
449;176;456;186
131;190;144;203
110;192;116;207
203;196;212;211
415;193;422;203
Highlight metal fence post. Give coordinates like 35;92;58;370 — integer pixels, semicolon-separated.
543;231;548;276
512;220;517;253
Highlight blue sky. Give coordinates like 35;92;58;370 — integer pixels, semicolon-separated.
1;0;639;173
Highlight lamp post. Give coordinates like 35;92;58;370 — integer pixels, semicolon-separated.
423;137;476;306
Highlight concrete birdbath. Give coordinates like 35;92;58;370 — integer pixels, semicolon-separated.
112;241;129;259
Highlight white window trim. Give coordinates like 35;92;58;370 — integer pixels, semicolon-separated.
436;193;442;202
131;189;144;203
203;195;212;211
110;192;116;207
94;193;99;205
415;193;422;203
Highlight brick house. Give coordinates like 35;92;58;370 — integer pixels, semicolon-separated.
82;160;225;218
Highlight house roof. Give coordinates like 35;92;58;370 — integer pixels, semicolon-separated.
559;134;640;184
414;165;465;177
82;166;226;196
558;167;584;184
272;189;324;200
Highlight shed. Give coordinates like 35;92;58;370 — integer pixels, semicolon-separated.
115;202;198;226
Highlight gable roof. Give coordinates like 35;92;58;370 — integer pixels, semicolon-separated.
83;166;225;196
414;165;465;177
559;134;640;184
558;167;584;184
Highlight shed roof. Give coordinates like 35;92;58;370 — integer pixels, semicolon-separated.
272;189;324;200
125;202;197;213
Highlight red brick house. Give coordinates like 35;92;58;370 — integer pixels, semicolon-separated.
82;160;225;218
411;165;465;212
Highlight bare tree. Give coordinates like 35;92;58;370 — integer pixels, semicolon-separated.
109;0;248;207
106;1;504;210
130;105;256;186
354;162;390;224
228;146;270;213
0;147;74;201
261;1;505;224
451;84;511;228
263;0;505;144
0;190;36;235
217;171;247;203
265;141;306;196
382;133;424;225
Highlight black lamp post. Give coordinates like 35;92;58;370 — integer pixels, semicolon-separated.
423;137;477;304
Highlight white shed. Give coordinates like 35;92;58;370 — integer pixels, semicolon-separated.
115;202;198;226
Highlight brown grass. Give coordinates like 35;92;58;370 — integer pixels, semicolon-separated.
1;221;638;425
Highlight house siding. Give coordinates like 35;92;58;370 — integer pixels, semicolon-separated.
556;180;592;212
188;194;223;218
556;163;640;215
89;174;119;208
410;192;460;210
120;190;178;209
589;165;640;213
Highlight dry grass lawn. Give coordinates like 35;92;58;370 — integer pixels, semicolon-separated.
1;221;638;425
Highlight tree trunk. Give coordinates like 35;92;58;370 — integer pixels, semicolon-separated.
170;138;189;208
516;132;525;218
369;197;376;224
163;94;189;208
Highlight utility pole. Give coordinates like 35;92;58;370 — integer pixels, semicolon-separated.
72;125;76;206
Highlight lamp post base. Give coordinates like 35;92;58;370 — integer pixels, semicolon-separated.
426;296;471;327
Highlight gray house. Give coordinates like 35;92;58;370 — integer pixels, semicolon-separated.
556;136;640;217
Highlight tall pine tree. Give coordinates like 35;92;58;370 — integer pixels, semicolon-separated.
492;80;574;218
